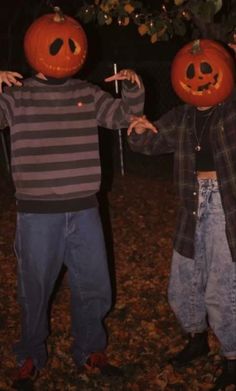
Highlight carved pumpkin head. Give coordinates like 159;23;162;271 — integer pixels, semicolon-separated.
171;39;235;106
24;7;87;79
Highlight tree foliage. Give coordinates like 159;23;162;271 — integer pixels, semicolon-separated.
75;0;236;43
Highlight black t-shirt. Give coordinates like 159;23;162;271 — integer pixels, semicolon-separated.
194;107;216;171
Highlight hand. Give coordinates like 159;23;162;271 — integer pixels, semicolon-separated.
127;115;158;136
104;69;141;88
0;71;23;93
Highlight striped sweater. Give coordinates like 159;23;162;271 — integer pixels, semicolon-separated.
0;76;144;212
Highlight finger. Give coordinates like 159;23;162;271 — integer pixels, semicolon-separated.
133;75;141;88
105;69;128;82
127;121;138;135
6;71;23;80
127;120;147;135
119;69;128;77
150;126;158;133
9;77;23;87
104;75;116;82
130;115;143;121
133;118;148;126
141;120;157;133
10;72;23;79
131;118;158;133
144;121;158;133
3;78;12;87
7;74;22;85
127;124;135;135
105;75;128;82
0;71;23;88
128;119;144;132
123;71;141;88
123;71;133;80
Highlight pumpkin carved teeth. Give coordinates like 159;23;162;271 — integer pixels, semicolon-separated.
180;81;216;95
198;82;214;91
198;82;212;91
197;74;218;91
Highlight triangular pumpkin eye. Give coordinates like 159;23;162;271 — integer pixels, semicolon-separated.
186;64;195;79
69;38;76;53
200;62;213;74
50;38;64;55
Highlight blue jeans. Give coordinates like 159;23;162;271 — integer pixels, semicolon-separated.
168;179;236;357
13;207;112;368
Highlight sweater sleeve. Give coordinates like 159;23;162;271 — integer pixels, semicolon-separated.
94;78;145;130
0;98;9;129
128;106;181;156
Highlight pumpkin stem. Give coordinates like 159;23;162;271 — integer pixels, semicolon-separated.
191;39;202;54
53;6;65;22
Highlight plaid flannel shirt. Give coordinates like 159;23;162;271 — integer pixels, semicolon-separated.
128;90;236;262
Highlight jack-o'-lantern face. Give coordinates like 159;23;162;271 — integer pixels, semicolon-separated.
184;59;221;95
171;39;235;106
24;7;87;79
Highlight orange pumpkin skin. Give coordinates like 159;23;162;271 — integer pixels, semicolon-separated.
24;9;87;79
171;39;235;107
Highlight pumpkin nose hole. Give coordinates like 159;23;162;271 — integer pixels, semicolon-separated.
50;38;63;55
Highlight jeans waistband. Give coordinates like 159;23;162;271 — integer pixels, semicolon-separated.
198;178;219;192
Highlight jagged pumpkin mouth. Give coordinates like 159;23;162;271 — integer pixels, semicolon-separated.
180;73;222;95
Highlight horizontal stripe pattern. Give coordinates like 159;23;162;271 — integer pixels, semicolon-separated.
0;76;144;201
13;166;101;180
16;183;100;198
12;151;100;165
11;158;100;172
14;173;100;187
13;135;98;149
11;128;97;141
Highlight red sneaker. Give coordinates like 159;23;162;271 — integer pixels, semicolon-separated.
12;357;38;389
79;352;123;377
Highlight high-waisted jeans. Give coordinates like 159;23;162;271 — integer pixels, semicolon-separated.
168;179;236;357
13;207;112;368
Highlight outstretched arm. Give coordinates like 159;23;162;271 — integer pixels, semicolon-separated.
94;68;144;130
127;107;179;156
0;71;23;93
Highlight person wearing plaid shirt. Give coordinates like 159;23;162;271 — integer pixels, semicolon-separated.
127;51;236;391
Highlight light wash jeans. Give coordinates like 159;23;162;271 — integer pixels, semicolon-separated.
13;207;112;368
168;179;236;357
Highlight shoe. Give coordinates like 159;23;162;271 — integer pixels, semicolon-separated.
169;332;210;367
211;359;236;391
12;357;38;390
79;352;123;377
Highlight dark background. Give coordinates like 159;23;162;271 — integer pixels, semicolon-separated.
0;0;185;187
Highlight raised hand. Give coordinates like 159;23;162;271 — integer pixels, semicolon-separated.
0;71;23;93
127;115;158;136
104;69;141;88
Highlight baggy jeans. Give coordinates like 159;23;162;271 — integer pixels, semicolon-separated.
13;207;112;368
168;179;236;358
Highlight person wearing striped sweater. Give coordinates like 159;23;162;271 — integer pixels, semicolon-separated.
0;68;144;387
